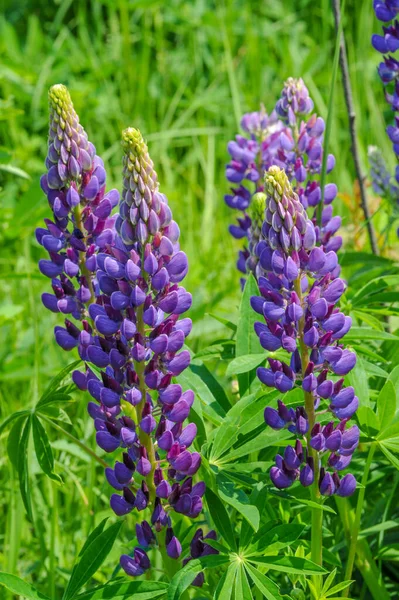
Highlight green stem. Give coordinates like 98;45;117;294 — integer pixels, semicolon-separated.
294;278;323;583
41;415;108;468
341;443;376;597
134;304;157;503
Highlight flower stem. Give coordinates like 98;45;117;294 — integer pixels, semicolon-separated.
134;304;157;504
294;278;323;584
73;204;96;304
341;443;376;597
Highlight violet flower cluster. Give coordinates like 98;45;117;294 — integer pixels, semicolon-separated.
372;1;399;185
36;85;212;582
251;167;358;498
225;78;337;280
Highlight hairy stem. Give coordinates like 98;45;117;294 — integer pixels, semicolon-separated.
341;443;376;597
73;204;96;304
134;304;157;504
294;278;323;584
332;0;379;255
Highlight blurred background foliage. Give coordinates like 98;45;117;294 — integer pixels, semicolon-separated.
0;0;397;594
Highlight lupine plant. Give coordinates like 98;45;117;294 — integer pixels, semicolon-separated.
2;4;399;599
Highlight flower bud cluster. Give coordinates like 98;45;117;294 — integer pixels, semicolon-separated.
37;88;211;580
251;167;357;498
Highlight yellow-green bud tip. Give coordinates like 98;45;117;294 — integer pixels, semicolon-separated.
265;166;292;199
121;127;148;158
48;84;73;112
250;192;266;222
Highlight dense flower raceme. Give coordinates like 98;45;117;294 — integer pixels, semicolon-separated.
37;86;213;581
251;167;358;498
372;0;399;184
225;78;338;279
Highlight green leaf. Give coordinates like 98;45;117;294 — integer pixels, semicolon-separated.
244;563;282;600
248;555;327;575
0;410;29;435
207;313;237;332
215;561;238;599
219;428;292;464
205;487;237;551
7;415;28;469
75;580;168;600
379;442;399;470
167;555;229;600
217;474;260;532
351;275;399;307
321;568;336;594
236;565;253;600
38;360;81;406
62;521;123;600
226;353;266;377
190;363;231;413
236;274;263;395
32;415;61;482
346;357;371;407
78;518;109;557
0;572;50;599
377;380;396;433
357;406;380;438
18;416;33;521
240;482;269;549
325;581;355;597
268;488;336;514
249;523;306;554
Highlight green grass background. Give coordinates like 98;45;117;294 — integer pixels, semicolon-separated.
0;0;395;594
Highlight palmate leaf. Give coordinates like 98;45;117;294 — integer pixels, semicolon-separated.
350;274;399;307
236;564;253;600
0;572;50;600
247;523;306;555
37;359;81;406
377;380;396;432
240;482;269;549
62;520;123;600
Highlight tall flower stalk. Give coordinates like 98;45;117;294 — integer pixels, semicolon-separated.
37;85;214;582
250;167;358;573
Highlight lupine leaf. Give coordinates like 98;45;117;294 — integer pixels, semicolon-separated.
379;443;399;470
217;474;260;532
214;561;238;599
0;410;29;435
218;428;292;464
62;521;123;600
325;580;355;596
248;555;327;574
78;518;109;557
244;563;282;600
0;572;50;599
7;414;28;469
248;523;306;554
236;565;253;599
32;414;61;482
205;487;237;550
75;580;168;600
240;482;269;548
18;416;33;521
344;328;399;341
347;358;370;407
226;353;266;376
377;380;396;432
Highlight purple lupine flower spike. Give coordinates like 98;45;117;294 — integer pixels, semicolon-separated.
225;78;338;283
252;167;357;498
37;91;213;581
37;84;118;327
